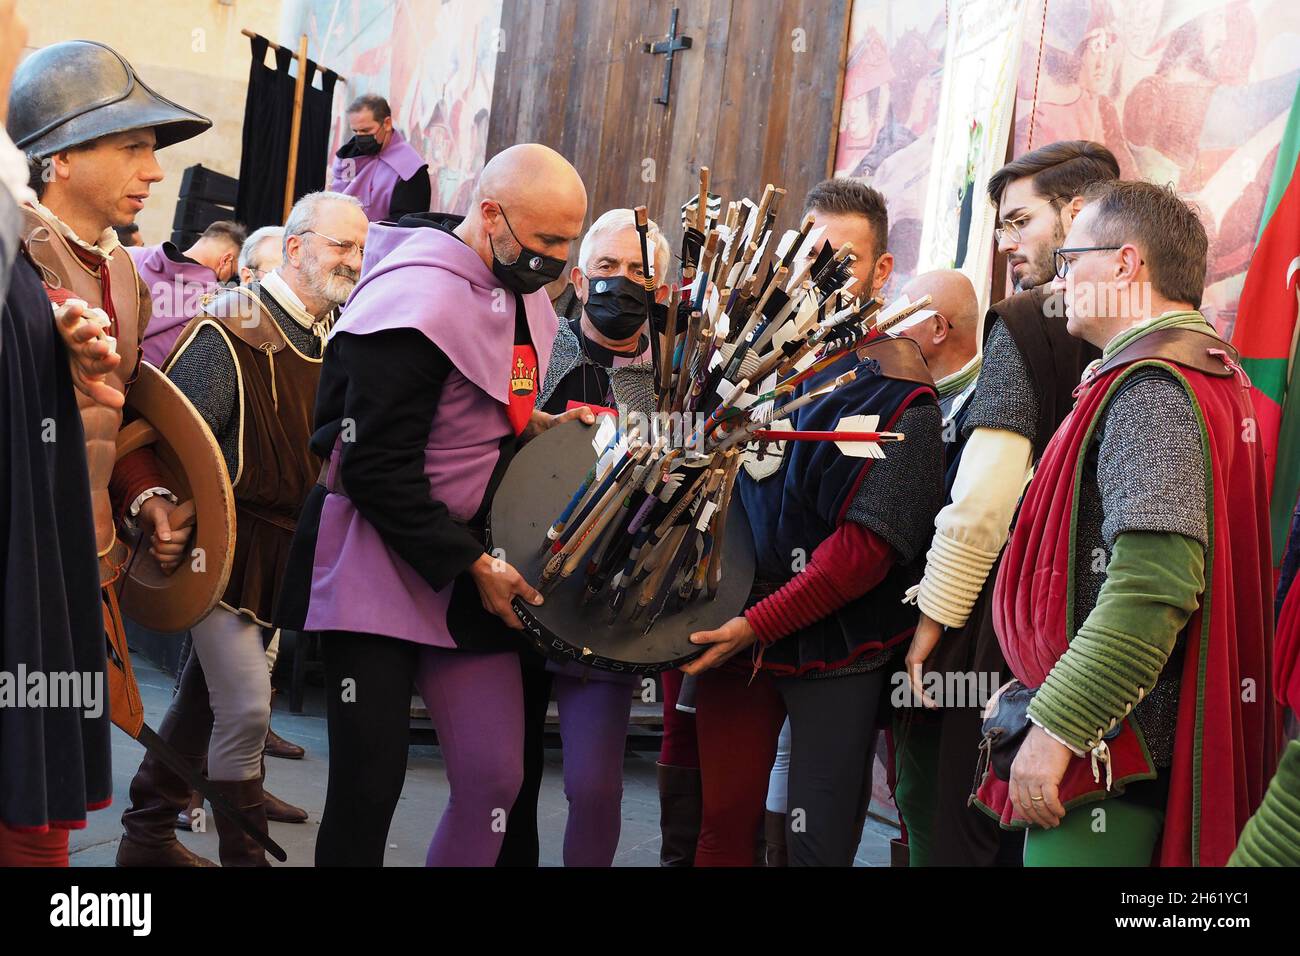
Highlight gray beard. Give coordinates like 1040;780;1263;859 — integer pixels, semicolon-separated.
300;248;357;305
319;272;356;305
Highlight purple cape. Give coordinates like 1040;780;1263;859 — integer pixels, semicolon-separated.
303;223;559;647
128;244;220;366
330;130;427;222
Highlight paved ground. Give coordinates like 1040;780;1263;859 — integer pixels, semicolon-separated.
71;656;897;867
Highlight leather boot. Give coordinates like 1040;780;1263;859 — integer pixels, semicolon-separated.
264;726;305;760
764;810;788;867
264;789;308;824
116;659;216;867
657;763;702;867
264;690;306;759
211;777;272;867
260;756;307;823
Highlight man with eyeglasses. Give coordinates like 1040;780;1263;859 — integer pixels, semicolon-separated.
116;190;368;866
974;179;1274;866
899;140;1118;867
237;224;284;286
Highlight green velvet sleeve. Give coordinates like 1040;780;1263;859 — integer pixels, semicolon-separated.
1229;740;1300;867
1027;530;1205;753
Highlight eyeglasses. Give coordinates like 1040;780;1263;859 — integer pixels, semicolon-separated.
1052;246;1122;279
994;199;1058;245
300;230;364;259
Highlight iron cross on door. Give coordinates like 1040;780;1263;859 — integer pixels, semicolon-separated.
643;7;693;106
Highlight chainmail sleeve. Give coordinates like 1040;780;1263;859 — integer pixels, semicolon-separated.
961;317;1040;442
1097;368;1208;550
843;402;945;564
165;323;240;480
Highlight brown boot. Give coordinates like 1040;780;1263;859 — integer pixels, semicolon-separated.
264;690;305;759
264;725;305;760
210;777;272;867
657;763;702;867
264;788;308;824
764;810;788;867
116;661;217;867
259;755;307;823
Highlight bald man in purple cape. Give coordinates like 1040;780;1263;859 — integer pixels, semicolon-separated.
277;144;589;866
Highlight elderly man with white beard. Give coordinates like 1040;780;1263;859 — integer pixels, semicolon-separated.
116;191;368;867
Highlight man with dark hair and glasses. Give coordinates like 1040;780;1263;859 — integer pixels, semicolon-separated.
897;140;1118;867
116;190;368;867
973;179;1275;867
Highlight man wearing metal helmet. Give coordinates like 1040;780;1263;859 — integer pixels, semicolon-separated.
7;39;215;865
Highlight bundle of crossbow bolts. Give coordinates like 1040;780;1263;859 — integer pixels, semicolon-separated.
536;169;934;634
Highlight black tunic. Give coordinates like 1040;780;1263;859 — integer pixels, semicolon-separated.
0;253;111;830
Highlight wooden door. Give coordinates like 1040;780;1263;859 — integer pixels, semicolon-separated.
487;0;851;253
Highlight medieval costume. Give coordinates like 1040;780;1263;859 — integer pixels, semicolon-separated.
276;213;555;866
1228;445;1300;866
693;335;944;866
892;285;1096;866
330;129;430;223
116;272;327;866
0;233;110;867
128;241;225;366
974;313;1277;866
496;284;656;868
5;38;211;865
1231;556;1300;865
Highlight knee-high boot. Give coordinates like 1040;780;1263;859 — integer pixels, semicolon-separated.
116;658;217;867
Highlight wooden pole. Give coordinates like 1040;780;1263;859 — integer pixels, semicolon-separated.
825;3;854;179
282;33;309;223
239;28;346;81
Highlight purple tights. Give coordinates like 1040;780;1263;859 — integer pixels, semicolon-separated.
417;647;524;867
553;672;634;866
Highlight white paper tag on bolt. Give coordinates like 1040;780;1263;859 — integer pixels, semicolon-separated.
695;500;719;532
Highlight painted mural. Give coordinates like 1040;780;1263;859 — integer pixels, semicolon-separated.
282;0;502;215
1014;0;1300;335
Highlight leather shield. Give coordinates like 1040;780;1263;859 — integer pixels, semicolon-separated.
115;362;235;632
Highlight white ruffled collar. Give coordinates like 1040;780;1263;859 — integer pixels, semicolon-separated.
27;199;120;259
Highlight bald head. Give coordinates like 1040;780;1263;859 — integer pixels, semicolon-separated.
462;144;586;269
478;143;586;211
897;269;979;379
901;270;978;333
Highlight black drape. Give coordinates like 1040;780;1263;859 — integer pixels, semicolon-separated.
234;35;339;230
1;253;111;830
297;59;338;201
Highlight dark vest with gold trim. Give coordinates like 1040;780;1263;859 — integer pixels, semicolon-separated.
165;284;323;624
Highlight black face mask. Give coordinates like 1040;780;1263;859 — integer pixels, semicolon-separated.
491;207;567;295
583;274;648;341
352;133;382;156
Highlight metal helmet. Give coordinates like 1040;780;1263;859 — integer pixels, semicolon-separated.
6;40;211;158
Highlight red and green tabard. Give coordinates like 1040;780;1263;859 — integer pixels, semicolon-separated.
978;334;1280;867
